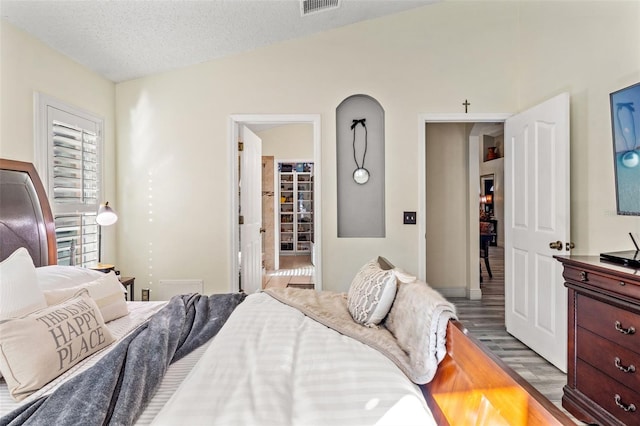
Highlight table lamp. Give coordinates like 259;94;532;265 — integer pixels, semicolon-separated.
96;201;118;268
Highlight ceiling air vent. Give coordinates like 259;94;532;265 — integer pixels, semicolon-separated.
301;0;340;16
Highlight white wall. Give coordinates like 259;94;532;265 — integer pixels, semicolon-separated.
426;123;470;294
114;0;640;296
115;1;521;295
3;1;639;297
517;1;640;253
0;22;117;260
259;124;313;160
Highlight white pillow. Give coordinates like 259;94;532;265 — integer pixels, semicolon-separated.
393;268;417;284
0;247;47;320
35;265;104;291
0;289;115;401
347;258;398;327
44;271;129;323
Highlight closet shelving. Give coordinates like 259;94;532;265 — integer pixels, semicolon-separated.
279;162;314;255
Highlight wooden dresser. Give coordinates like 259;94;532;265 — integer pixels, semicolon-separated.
556;256;640;425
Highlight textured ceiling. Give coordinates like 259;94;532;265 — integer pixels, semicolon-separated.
1;0;439;83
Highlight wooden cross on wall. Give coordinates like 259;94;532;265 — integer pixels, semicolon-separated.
463;99;470;113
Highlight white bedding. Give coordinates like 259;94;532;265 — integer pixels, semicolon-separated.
151;292;436;426
0;301;166;416
2;293;437;425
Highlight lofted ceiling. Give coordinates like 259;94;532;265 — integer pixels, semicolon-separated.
1;0;439;83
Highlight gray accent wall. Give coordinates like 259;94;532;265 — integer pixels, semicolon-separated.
336;94;385;237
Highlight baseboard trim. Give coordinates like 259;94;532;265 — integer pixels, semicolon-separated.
467;287;483;300
433;286;483;300
434;287;467;298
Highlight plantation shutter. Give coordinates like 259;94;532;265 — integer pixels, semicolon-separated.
46;106;103;267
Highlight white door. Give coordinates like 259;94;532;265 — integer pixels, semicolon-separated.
504;93;570;372
240;125;263;294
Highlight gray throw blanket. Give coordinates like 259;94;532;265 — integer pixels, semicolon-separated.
0;292;246;426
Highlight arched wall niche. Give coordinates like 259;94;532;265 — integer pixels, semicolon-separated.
336;94;385;238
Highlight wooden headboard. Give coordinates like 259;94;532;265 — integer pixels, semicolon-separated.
0;158;57;266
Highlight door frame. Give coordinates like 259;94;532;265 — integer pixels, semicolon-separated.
228;114;322;292
418;113;511;299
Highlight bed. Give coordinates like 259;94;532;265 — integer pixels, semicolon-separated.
0;158;574;425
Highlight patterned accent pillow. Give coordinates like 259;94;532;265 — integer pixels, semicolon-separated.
347;258;398;327
0;289;115;401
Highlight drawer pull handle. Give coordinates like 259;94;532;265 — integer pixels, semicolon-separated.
615;394;637;412
620;281;627;286
615;357;636;373
615;321;636;335
580;271;588;281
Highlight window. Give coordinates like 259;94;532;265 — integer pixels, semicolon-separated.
35;94;104;267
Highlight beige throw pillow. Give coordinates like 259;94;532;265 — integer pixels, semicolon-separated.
36;265;104;291
0;289;115;401
44;271;129;323
347;258;398;327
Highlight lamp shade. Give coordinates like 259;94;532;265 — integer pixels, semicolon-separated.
96;202;118;226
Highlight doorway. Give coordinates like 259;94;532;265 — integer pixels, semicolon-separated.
477;124;505;286
229;114;322;294
262;156;315;290
419;94;571;371
418;114;510;300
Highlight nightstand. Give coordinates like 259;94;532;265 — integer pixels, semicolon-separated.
120;276;135;301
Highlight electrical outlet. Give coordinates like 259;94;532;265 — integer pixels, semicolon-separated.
403;211;416;225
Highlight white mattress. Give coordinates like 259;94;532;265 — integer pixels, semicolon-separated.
151;292;436;425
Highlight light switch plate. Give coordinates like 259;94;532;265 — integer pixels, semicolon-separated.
403;211;416;224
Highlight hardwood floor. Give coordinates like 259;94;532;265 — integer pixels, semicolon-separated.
263;255;314;289
448;245;580;423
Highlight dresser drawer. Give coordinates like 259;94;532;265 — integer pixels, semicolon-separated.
578;327;640;391
577;359;640;425
577;294;640;354
564;264;640;300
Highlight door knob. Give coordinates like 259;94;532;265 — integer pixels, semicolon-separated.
259;228;266;233
549;241;563;251
566;242;575;251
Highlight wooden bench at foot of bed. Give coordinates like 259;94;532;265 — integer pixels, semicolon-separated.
422;320;574;425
